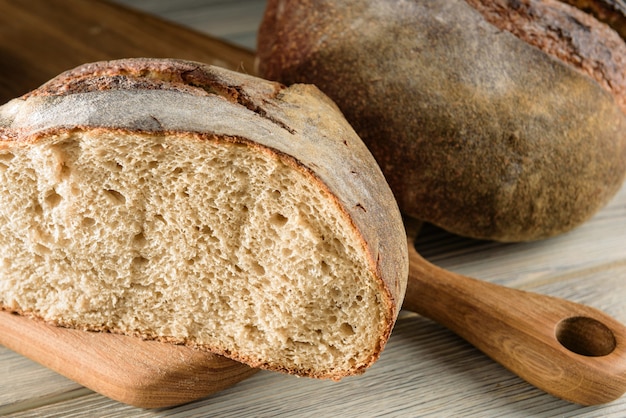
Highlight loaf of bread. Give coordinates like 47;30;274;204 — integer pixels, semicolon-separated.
0;58;408;379
256;0;626;242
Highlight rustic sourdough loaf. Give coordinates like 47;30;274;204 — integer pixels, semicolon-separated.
256;0;626;242
0;58;408;379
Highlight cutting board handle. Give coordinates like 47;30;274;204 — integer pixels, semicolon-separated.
402;219;626;405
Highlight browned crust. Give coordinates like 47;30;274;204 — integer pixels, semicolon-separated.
466;0;626;114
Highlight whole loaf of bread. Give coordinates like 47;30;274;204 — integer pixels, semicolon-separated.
257;0;626;242
0;58;408;380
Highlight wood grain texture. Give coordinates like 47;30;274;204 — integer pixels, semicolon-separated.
1;0;626;416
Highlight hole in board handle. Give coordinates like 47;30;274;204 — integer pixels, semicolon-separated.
556;316;616;357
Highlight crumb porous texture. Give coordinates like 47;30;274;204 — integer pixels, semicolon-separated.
0;59;408;379
256;0;626;242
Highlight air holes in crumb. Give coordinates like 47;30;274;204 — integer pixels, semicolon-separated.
45;190;62;208
251;261;265;276
113;161;123;172
35;243;51;255
33;202;43;216
198;225;219;243
0;153;14;171
58;162;71;179
154;214;167;224
104;189;126;204
320;260;330;274
198;224;214;236
340;322;355;337
132;256;149;269
0;153;14;163
81;217;96;228
270;213;288;227
232;170;247;181
271;189;281;199
244;324;262;338
133;232;147;247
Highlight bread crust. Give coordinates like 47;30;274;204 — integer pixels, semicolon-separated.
561;0;626;40
256;0;626;241
0;58;408;379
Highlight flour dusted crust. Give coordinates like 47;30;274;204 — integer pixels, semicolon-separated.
256;0;626;242
0;58;408;379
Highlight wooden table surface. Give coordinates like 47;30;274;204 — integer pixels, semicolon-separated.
1;1;625;416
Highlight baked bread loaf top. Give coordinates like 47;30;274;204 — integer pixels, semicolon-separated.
256;0;626;242
0;58;408;379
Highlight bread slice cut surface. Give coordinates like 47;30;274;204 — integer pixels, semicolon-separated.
0;59;408;379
